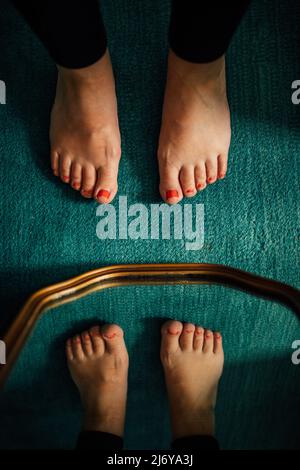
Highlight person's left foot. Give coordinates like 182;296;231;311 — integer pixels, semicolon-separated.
66;324;129;437
158;51;231;204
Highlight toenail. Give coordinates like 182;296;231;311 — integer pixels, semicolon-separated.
63;176;69;182
167;328;180;335
195;328;203;335
184;329;194;333
166;189;179;200
186;188;194;194
103;332;116;339
82;190;92;196
197;183;204;190
73;182;80;189
207;177;216;183
219;174;225;179
97;189;110;201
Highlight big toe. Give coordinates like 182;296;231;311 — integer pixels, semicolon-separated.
161;320;183;354
101;324;126;354
94;164;119;204
159;164;183;204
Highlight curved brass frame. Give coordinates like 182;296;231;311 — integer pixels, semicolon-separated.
1;263;300;388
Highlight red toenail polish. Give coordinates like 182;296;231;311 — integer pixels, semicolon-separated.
186;189;194;194
63;176;69;182
185;329;193;333
97;189;110;201
197;183;204;190
219;174;225;179
103;333;116;339
82;190;92;196
167;328;180;335
73;182;80;189
166;189;179;200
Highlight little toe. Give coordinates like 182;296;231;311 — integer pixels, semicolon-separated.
81;330;93;356
89;325;105;354
101;324;126;353
72;334;85;360
161;320;183;354
159;165;183;204
70;162;83;191
206;158;218;185
60;155;72;184
66;338;74;361
213;331;223;354
94;167;118;204
179;167;197;197
193;326;204;350
195;163;207;191
217;154;228;180
203;329;214;353
81;165;97;198
179;323;195;350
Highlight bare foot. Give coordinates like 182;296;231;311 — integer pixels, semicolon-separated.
50;51;121;203
158;51;231;204
66;324;129;437
160;321;224;439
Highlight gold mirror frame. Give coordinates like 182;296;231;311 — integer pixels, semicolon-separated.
1;263;300;388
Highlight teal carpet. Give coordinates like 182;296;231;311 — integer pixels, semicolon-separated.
0;0;300;449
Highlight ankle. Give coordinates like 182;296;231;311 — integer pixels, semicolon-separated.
171;407;215;440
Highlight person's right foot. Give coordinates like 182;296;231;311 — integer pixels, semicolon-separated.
66;324;129;437
51;50;121;203
160;320;224;439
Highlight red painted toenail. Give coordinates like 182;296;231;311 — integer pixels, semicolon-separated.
185;329;194;333
73;182;80;189
82;190;92;196
63;176;69;182
167;328;180;335
196;329;203;335
197;183;204;190
166;189;179;200
104;333;116;339
186;189;194;194
97;189;110;201
207;177;215;183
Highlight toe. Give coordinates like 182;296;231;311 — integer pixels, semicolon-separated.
70;162;83;191
72;335;85;360
179;323;195;351
81;165;97;198
51;151;59;177
81;330;93;356
94;167;118;204
161;320;183;353
179;166;197;198
213;331;223;354
89;325;105;354
203;329;214;353
195;163;207;191
206;158;218;185
101;324;125;353
193;326;204;350
217;154;228;180
159;165;183;204
65;338;74;361
59;155;72;184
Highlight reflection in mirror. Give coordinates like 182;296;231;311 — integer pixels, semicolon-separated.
0;284;299;449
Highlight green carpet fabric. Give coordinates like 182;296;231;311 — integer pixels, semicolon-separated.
0;0;300;449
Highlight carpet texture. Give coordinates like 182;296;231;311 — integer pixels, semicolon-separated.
0;0;300;449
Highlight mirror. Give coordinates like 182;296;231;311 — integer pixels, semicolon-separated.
1;282;299;449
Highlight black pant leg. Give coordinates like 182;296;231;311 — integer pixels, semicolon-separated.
172;435;220;450
12;0;107;68
170;0;251;63
76;431;123;450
